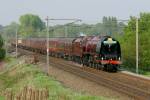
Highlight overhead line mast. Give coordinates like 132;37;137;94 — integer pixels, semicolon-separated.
45;17;82;74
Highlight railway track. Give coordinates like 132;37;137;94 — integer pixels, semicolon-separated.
49;58;150;100
16;48;150;100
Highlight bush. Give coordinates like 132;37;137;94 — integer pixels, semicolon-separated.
0;48;6;60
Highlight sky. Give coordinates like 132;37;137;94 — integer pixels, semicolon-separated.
0;0;150;26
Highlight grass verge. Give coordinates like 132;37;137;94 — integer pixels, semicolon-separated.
0;57;110;100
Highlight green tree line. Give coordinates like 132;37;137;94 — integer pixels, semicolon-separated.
0;14;125;38
1;13;150;73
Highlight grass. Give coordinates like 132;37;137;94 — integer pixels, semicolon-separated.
120;64;150;77
142;71;150;77
0;57;110;100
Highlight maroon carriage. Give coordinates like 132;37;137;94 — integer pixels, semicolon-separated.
72;37;83;63
63;38;75;59
49;38;75;58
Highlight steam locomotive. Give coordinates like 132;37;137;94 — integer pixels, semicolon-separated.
11;35;121;72
72;36;121;72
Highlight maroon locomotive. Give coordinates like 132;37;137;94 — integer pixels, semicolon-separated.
11;35;121;72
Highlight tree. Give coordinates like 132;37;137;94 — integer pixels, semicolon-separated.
0;25;3;32
0;35;4;48
19;14;45;37
102;16;118;36
120;12;150;71
2;22;19;39
0;34;5;60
